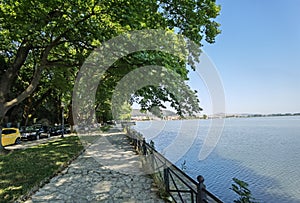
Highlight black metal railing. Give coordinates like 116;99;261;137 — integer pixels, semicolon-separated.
125;126;223;203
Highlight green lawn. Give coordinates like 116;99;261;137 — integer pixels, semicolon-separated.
0;136;84;203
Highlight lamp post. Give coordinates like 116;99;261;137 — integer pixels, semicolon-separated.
61;103;65;138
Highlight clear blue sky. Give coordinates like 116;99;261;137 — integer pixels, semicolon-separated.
193;0;300;115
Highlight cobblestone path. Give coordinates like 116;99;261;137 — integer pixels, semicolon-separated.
24;130;165;203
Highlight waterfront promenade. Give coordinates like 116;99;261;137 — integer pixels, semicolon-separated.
24;128;165;203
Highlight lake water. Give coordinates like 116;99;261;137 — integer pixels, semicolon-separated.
133;116;300;203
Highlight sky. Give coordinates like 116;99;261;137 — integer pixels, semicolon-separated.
191;0;300;115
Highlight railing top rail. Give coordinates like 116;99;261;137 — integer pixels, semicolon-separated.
125;126;223;203
127;127;198;183
203;188;224;203
145;142;199;186
167;166;197;193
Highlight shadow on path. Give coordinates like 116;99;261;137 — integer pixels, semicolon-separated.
25;128;165;203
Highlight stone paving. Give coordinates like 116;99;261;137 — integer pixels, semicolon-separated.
24;129;165;203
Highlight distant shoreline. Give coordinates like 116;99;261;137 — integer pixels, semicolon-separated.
130;112;300;121
219;112;300;119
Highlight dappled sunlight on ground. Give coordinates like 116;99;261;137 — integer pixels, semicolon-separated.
23;129;165;202
85;133;143;175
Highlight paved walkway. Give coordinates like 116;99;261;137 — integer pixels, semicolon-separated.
24;129;165;203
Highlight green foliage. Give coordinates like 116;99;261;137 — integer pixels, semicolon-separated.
117;102;132;121
150;140;155;150
0;0;221;124
180;160;187;171
100;125;111;132
0;136;83;202
230;178;259;203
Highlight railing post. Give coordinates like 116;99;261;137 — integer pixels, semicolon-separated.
142;138;147;155
136;138;140;152
150;140;155;150
164;167;170;193
197;175;207;203
149;140;155;171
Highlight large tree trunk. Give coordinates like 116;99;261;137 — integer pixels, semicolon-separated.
0;105;11;153
0;65;43;152
0;104;7;151
0;129;4;151
0;69;43;118
0;104;7;124
0;34;59;126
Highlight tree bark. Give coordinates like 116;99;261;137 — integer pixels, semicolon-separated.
0;65;43;152
0;127;4;151
0;65;44;122
0;42;32;100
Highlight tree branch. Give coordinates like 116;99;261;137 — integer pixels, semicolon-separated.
1;3;98;115
4;65;43;110
45;60;80;68
0;41;32;97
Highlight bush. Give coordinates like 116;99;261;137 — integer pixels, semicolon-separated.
230;178;259;203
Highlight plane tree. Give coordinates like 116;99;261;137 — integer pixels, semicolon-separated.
0;0;221;150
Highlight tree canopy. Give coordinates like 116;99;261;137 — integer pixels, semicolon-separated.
0;0;221;127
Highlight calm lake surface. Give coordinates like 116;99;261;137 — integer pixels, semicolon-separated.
133;116;300;203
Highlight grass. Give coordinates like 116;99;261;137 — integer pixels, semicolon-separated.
100;125;111;132
0;136;84;203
